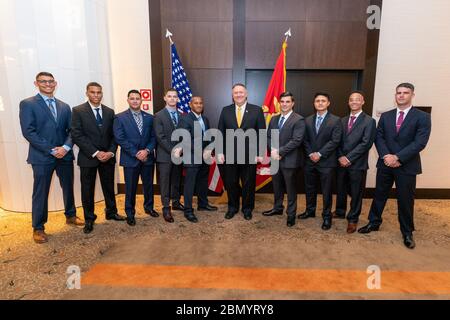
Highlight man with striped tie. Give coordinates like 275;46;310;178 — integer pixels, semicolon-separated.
113;90;157;226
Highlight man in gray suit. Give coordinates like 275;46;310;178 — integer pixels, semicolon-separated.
154;88;184;223
334;91;376;233
262;92;305;227
298;92;342;230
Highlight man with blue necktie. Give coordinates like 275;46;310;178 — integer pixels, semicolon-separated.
113;90;158;226
19;72;84;244
154;88;184;223
358;83;431;249
299;92;342;230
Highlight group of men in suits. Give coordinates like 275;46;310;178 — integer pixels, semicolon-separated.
19;72;431;249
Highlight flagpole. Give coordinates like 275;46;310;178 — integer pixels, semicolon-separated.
284;27;292;43
166;29;174;86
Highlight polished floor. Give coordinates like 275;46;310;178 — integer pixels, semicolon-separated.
1;194;450;300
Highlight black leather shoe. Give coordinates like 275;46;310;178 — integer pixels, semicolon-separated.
298;211;315;220
243;212;253;221
197;204;218;211
172;203;185;211
163;211;174;223
83;221;94;234
224;211;236;220
185;213;198;223
106;213;126;221
358;223;380;234
287;217;296;227
403;235;416;249
145;209;160;217
322;219;332;230
262;209;283;216
126;217;136;226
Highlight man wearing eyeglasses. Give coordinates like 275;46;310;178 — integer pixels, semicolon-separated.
19;72;84;244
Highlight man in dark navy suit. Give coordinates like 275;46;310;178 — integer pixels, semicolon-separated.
358;83;431;249
334;91;376;233
298;92;342;231
19;72;84;244
113;90;157;226
176;96;218;223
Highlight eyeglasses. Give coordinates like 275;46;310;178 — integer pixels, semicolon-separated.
37;80;56;85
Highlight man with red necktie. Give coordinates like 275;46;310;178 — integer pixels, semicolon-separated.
358;83;432;249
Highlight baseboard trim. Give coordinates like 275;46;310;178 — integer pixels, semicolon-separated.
117;184;450;200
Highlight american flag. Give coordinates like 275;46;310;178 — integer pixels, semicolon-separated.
170;42;223;193
171;44;192;113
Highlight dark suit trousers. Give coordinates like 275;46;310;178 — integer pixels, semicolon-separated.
304;165;334;219
123;163;154;218
31;161;76;230
336;167;366;223
272;167;298;218
368;167;416;237
80;163;117;222
157;162;182;209
222;164;257;214
183;164;209;214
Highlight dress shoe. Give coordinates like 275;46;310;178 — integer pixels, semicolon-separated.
163;212;175;223
126;217;136;226
357;223;380;234
106;213;126;221
66;216;84;226
197;204;218;211
298;211;315;220
243;212;253;221
185;213;198;223
347;222;358;234
145;209;160;217
224;211;236;220
172;202;185;211
332;211;346;219
321;219;332;230
83;221;94;234
33;230;48;244
262;209;283;216
287;217;296;227
403;235;416;249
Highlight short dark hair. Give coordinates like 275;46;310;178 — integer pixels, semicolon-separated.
127;89;141;98
232;83;247;90
349;90;365;99
86;82;102;91
314;92;331;101
36;72;54;80
279;91;295;101
396;82;415;92
165;88;178;95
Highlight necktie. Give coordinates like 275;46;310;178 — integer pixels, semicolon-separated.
396;111;404;133
237;106;242;128
198;116;206;133
47;99;57;120
171;111;178;126
94;108;103;127
316;116;323;134
348;116;356;133
278;116;285;129
133;112;143;134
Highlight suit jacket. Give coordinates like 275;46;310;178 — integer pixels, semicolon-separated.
113;109;156;167
71;102;117;167
267;112;305;169
19;94;74;165
375;107;431;175
218;103;266;164
337;112;376;170
304;112;342;168
154;108;183;163
178;111;211;167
